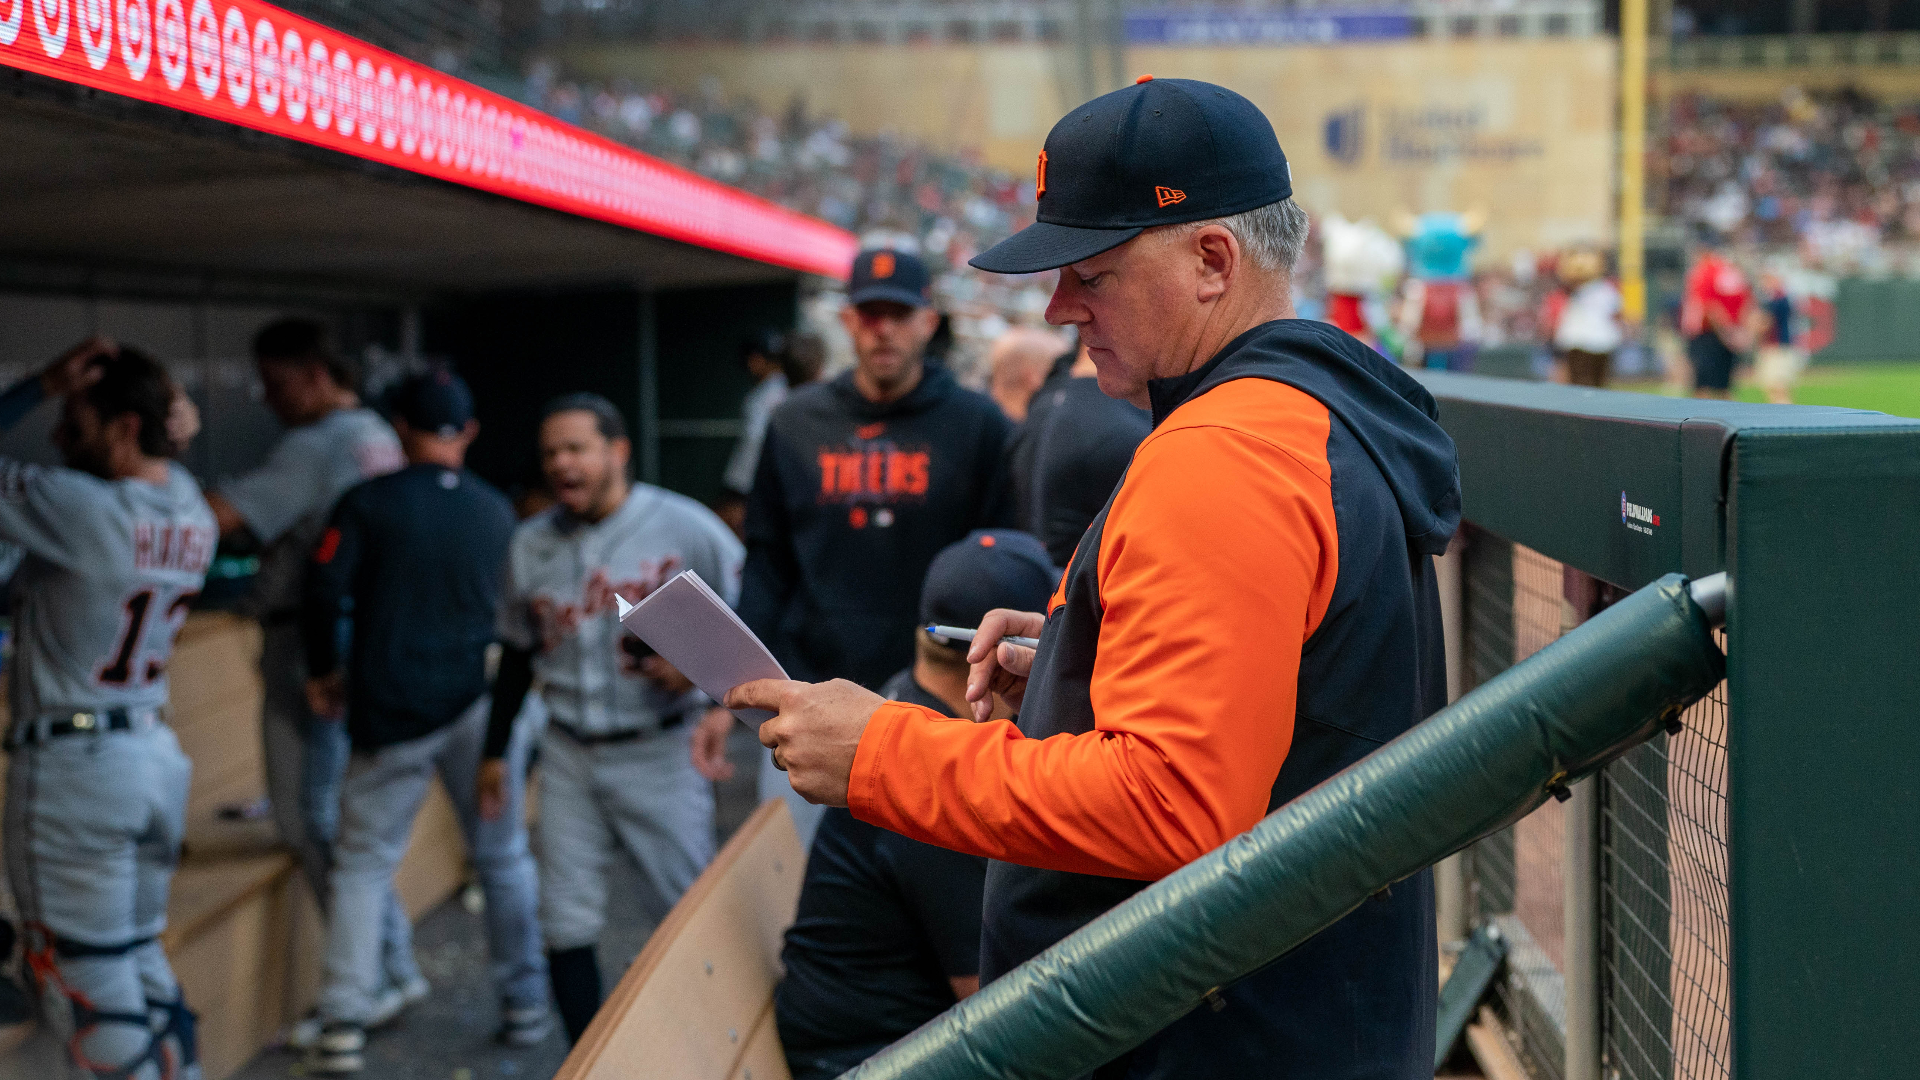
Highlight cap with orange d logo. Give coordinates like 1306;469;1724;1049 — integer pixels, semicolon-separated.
847;248;933;308
971;78;1292;275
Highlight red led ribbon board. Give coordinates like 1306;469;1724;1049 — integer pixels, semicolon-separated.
0;0;857;278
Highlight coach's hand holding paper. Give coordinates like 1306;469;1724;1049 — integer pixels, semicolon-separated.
614;569;789;724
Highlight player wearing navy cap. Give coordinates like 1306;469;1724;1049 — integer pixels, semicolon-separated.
734;77;1458;1079
711;247;1014;850
775;530;1054;1080
299;370;549;1072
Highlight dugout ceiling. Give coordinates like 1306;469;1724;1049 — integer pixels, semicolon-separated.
0;69;810;297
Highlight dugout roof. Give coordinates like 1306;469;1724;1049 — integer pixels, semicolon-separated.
0;0;855;296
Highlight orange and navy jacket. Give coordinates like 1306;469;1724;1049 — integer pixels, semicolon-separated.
847;320;1460;1078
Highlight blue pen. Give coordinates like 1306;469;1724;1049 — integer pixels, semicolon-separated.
926;624;1040;649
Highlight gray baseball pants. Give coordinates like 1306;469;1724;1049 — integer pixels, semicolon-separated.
317;697;546;1025
3;723;192;1080
258;622;419;991
536;723;714;951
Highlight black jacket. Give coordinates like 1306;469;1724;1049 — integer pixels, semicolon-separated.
304;464;517;751
1006;372;1152;567
739;365;1013;689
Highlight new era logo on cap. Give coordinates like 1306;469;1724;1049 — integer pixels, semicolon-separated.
970;78;1292;275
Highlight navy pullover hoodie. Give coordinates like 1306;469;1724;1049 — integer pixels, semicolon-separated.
739;364;1014;689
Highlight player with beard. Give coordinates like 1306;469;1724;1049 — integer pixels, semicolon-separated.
477;393;742;1045
710;249;1013;848
0;339;214;1080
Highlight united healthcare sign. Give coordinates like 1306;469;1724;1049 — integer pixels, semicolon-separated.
0;0;857;278
1125;7;1415;45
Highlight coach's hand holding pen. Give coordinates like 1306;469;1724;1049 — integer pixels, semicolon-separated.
925;624;1041;649
957;608;1046;722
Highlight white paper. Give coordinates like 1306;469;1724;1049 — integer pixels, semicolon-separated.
615;569;787;725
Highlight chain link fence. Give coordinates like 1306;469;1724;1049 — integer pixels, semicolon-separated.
1457;525;1731;1080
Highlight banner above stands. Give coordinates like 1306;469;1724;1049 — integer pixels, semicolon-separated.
1125;7;1416;45
0;0;858;279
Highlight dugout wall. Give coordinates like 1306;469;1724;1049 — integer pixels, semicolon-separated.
1419;373;1920;1080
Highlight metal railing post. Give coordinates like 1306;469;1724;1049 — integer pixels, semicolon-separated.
1565;775;1601;1080
1433;534;1469;945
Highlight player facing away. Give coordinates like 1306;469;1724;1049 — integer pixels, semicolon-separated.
0;340;215;1080
478;393;743;1045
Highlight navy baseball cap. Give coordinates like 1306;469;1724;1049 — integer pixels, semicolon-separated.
391;368;474;438
920;530;1058;653
972;77;1292;275
847;248;934;308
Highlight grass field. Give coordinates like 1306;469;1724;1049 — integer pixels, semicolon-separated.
1732;362;1920;418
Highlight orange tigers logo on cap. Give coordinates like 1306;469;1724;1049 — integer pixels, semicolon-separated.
871;251;896;278
1155;186;1187;208
1037;150;1048;197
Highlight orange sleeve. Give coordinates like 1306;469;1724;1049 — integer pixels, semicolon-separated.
848;384;1339;880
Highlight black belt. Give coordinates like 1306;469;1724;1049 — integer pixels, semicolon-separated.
549;713;684;747
10;708;159;748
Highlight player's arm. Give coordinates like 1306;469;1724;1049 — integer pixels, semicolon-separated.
301;497;365;719
0;339;119;562
888;838;988;1001
846;425;1334;881
212;435;319;544
479;549;538;820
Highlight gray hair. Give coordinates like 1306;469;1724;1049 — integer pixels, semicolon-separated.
1169;197;1311;274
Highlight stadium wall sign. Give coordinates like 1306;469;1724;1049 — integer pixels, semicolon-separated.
0;0;857;279
1124;8;1414;46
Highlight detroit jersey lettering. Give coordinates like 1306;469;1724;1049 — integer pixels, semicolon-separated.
499;485;743;735
0;458;216;719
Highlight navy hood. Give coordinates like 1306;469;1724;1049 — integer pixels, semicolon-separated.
1146;319;1462;555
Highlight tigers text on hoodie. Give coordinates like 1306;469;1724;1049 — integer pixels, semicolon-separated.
739;364;1013;690
848;320;1462;1079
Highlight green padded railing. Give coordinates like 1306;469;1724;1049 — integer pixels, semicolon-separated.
843;572;1726;1080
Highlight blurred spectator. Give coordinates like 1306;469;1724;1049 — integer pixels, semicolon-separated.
1661;87;1920;275
986;327;1069;422
1682;244;1755;399
1546;247;1624;387
1753;271;1806;404
1006;346;1152;568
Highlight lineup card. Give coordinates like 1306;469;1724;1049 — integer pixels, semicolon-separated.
615;570;788;725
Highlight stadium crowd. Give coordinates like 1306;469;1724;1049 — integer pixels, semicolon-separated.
523;63;1051;380
1660;86;1920;274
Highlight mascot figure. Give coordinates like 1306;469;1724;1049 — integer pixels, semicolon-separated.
1320;215;1404;355
1395;210;1485;371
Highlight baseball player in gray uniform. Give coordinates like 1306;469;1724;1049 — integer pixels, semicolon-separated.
201;319;418;1036
479;393;742;1045
0;339;214;1080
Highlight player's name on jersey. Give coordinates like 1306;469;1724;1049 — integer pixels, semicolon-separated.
133;521;216;575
